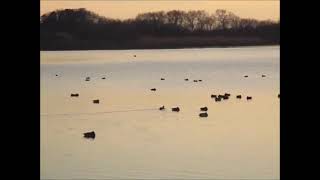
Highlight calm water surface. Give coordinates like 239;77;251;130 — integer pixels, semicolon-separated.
41;46;279;179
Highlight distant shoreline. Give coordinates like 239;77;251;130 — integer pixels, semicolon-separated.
40;36;279;51
41;9;279;51
40;44;279;52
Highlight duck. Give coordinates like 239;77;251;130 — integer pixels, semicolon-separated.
199;112;208;117
83;131;95;139
70;93;79;97
200;107;208;111
159;106;165;110
222;95;229;100
93;99;100;104
172;107;180;112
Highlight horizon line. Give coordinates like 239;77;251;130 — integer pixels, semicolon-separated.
40;8;279;21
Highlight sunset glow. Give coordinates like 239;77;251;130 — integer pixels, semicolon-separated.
41;0;280;20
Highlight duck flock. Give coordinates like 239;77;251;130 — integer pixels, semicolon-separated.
55;55;279;139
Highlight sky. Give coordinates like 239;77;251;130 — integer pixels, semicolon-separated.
40;0;280;21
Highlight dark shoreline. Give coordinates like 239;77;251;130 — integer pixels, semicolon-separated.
40;44;279;51
40;37;279;51
41;9;279;51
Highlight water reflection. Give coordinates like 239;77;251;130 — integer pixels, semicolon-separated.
41;46;279;179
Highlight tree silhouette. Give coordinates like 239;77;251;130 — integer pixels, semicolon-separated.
40;8;279;50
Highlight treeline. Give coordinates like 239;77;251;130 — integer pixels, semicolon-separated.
40;8;279;50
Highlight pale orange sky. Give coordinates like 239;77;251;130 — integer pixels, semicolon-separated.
40;0;280;21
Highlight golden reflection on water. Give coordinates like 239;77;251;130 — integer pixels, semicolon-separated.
41;47;279;179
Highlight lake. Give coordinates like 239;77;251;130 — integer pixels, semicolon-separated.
41;46;280;179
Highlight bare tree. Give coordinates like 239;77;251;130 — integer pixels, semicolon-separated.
185;10;199;31
226;12;241;29
215;9;228;30
239;18;259;30
166;10;186;26
195;10;209;31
